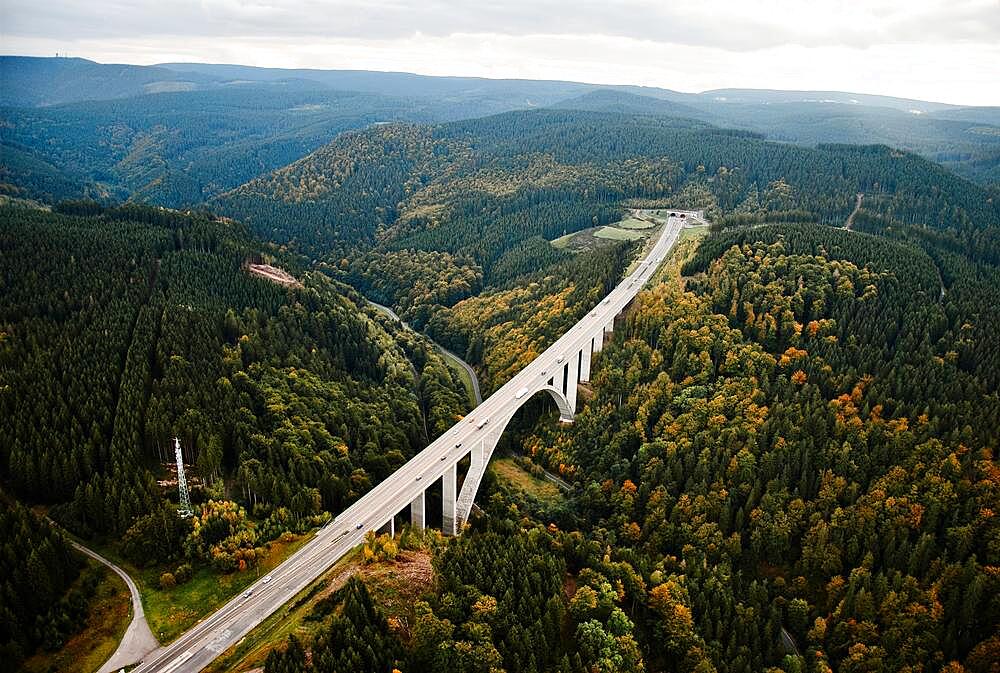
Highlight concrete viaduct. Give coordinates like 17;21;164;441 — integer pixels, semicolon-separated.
133;215;684;673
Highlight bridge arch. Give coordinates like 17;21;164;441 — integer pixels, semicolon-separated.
529;384;574;424
453;384;573;528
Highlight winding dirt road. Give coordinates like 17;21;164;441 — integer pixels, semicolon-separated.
844;193;863;230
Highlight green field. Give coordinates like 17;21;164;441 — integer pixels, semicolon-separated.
551;222;652;251
616;217;656;229
550;231;578;249
492;458;563;502
593;226;646;241
678;224;710;244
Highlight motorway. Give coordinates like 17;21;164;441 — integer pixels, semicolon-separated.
133;215;684;673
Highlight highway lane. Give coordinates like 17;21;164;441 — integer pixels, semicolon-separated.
134;216;683;673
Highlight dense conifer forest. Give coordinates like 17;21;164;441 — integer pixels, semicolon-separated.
4;58;998;201
213;108;999;394
216;109;998;670
0;498;85;668
0;201;472;660
215;110;997;252
0;86;463;207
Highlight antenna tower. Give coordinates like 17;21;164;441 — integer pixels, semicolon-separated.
175;437;193;517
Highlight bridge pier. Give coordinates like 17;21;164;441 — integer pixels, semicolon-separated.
566;349;580;412
410;491;425;530
580;339;592;382
442;462;458;535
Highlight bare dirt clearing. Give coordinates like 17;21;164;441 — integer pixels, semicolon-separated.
246;263;301;288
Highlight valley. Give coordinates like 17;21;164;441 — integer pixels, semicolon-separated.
0;53;998;673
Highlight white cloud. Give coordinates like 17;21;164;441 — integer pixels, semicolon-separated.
6;0;999;48
2;0;998;105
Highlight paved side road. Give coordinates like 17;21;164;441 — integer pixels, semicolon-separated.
367;298;483;405
68;541;160;673
434;342;482;405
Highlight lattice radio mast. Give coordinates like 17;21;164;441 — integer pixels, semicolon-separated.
175;437;193;517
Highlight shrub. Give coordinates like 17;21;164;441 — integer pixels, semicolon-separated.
174;563;193;584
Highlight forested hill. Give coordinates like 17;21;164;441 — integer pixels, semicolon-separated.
0;56;219;107
3;59;999;673
215;107;1000;673
547;90;1000;187
550;89;711;120
520;222;1000;672
208;108;1000;401
5;57;997;200
0;86;463;207
214;108;999;266
0;202;468;547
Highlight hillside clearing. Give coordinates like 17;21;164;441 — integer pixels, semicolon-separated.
492;457;563;502
246;263;301;288
593;226;646;241
616;217;656;229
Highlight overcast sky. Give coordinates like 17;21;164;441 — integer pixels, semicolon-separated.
2;0;999;105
